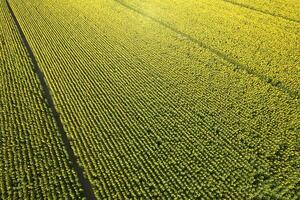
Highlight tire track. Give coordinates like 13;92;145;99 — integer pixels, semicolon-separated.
5;0;95;199
114;0;299;100
222;0;300;24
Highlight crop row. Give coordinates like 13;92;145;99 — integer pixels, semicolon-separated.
9;0;249;198
9;0;300;199
119;0;300;97
221;0;300;22
0;1;83;199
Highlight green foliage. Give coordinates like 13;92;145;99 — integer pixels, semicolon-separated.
1;0;299;199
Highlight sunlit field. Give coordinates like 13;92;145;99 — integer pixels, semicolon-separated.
1;0;299;199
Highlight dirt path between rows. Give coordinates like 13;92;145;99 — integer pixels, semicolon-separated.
6;1;95;199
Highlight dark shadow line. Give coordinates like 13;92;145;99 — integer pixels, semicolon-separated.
5;1;96;199
114;0;299;99
222;0;300;24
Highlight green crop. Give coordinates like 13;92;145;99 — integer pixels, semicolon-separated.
1;0;299;199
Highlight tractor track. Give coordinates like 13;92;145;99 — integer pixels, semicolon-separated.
222;0;300;24
5;0;96;199
114;0;299;100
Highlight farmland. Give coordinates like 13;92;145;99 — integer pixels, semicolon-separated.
1;0;299;199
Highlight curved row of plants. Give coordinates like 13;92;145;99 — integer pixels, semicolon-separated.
0;1;83;199
120;0;300;97
9;0;300;199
